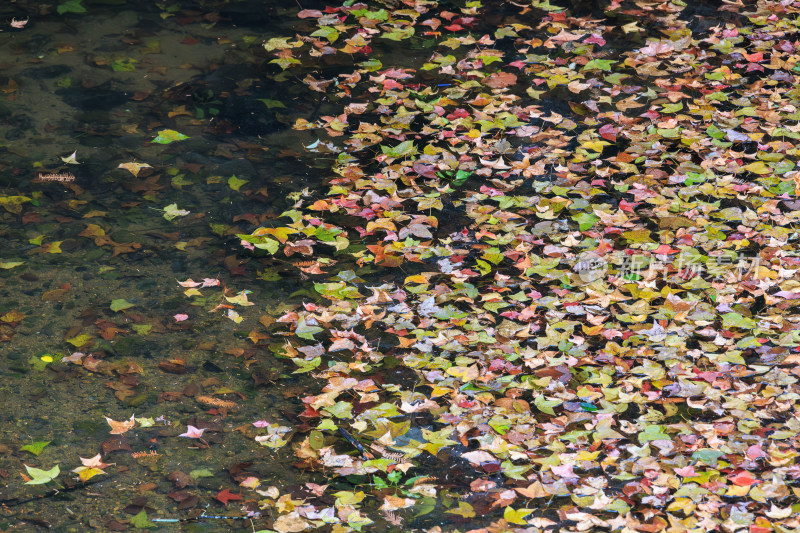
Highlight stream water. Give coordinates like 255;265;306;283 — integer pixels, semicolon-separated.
0;0;754;531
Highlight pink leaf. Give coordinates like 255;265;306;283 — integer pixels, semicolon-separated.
179;425;206;438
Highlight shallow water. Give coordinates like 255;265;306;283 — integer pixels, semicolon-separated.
0;1;324;530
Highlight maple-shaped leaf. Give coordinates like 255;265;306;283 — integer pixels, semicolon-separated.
179;425;206;438
78;453;111;469
24;464;60;485
215;488;242;505
484;71;517;89
73;466;105;482
118;162;152;177
162;203;190;221
20;441;50;456
151;129;189;144
60;150;80;164
105;414;136;435
729;471;760;486
504;506;534;525
446;501;475;518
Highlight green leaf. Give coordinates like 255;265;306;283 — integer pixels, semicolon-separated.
24;464;60;485
381;141;417;158
66;334;93;347
228;175;248;191
296;318;323;340
110;58;137;72
382;26;415;41
638;424;669;443
20;441;50;456
163;203;190;221
572;212;598;231
257;99;286;109
324;401;353;419
722;312;756;330
534;395;561;415
692;448;724;467
311;26;340;43
129;509;155;529
269;57;301;70
583;59;615;72
414;497;437;517
190;468;215;479
131;324;152;335
151;129;189;144
358;59;383;72
110;299;134;312
661;102;683;113
264;37;299;51
57;0;86;14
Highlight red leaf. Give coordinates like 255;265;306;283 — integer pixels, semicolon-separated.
599;124;617;142
653;244;679;255
215;489;243;505
743;51;763;62
729;471;759;486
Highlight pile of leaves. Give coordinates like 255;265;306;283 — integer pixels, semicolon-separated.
241;0;800;530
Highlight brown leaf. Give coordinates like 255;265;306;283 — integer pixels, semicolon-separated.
484;71;517;89
166;470;195;488
101;436;132;455
158;359;187;374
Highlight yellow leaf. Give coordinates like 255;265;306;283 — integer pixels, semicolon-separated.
515;481;548;498
446;501;475;518
504;506;533;525
253;227;298;243
118;162;152;177
582;140;610;152
334;490;366;507
417;196;444;210
575;450;601;461
79;224;105;238
445;365;480;382
622;21;642;33
742;161;770;175
365;219;397;233
430;386;452;398
75;467;105;482
41;241;63;254
755;266;777;279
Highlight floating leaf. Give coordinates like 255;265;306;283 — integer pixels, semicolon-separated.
118;162;152;177
24;464;60;485
151;130;189;144
20;441;50;456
